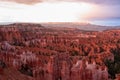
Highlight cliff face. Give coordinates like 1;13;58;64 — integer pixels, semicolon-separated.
0;23;120;80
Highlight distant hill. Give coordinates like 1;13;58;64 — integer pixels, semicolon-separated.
41;22;120;31
0;22;120;31
0;23;43;27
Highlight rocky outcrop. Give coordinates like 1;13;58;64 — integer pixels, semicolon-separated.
0;23;120;80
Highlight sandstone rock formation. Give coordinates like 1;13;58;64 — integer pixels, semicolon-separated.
0;23;120;80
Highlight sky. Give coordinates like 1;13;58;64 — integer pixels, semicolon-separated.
0;0;120;25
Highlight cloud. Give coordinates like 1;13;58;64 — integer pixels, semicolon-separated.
0;0;42;4
72;0;120;5
0;0;119;23
0;0;120;5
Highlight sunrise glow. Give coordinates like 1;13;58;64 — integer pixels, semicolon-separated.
0;2;98;22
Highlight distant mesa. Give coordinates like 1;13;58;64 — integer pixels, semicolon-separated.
0;22;120;31
41;22;120;31
0;23;43;27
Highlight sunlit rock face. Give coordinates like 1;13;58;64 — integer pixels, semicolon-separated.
115;74;120;80
0;23;120;80
71;59;108;80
